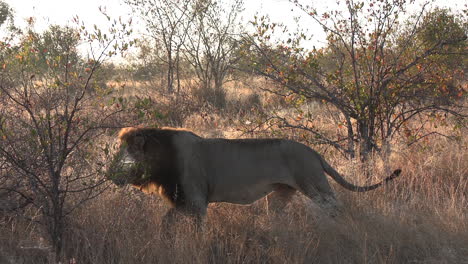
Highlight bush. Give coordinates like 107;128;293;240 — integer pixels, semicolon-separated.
193;86;227;109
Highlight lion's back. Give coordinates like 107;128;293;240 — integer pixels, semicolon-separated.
181;138;312;201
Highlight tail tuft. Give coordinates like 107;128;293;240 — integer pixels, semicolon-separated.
384;169;402;182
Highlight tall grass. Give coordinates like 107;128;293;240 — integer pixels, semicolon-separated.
1;79;466;263
1;133;465;263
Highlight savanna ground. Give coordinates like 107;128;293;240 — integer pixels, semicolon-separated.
1;78;466;264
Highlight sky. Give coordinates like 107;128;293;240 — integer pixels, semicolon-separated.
7;0;465;31
3;0;466;60
5;0;310;31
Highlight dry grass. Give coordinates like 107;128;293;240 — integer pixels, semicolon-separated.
1;79;466;263
1;135;466;264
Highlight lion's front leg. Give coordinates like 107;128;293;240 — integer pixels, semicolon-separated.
160;208;179;240
160;200;207;238
161;208;177;229
179;199;207;231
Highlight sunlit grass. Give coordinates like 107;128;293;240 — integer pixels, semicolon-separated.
1;79;466;263
2;130;465;263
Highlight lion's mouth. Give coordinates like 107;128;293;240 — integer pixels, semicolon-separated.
109;162;147;186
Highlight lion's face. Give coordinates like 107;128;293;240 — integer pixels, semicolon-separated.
106;134;150;186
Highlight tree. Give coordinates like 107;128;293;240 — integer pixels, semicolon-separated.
125;0;193;93
131;38;166;83
184;0;244;99
411;8;467;103
12;25;81;78
245;0;466;162
0;18;133;258
0;0;13;28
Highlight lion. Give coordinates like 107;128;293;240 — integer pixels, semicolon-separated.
106;127;401;224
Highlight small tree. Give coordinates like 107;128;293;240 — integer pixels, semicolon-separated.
125;0;193;94
0;0;13;28
0;18;133;258
245;0;466;161
131;38;166;84
184;0;244;96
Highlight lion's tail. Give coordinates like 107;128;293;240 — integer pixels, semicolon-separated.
319;157;401;192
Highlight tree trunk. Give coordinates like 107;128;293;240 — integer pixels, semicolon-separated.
344;114;356;159
176;51;181;96
380;140;393;175
358;120;373;162
49;171;64;261
51;219;63;260
214;79;223;93
47;201;64;261
167;51;174;93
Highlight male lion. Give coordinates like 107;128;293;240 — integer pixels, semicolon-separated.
107;127;401;223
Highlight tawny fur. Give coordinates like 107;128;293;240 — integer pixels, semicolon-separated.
109;127;402;223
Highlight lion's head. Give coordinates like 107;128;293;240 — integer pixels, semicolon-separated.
106;128;152;186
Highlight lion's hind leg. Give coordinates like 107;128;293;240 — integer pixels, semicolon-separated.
297;176;343;217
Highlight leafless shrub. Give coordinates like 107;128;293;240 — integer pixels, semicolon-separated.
193;85;227;109
0;19;134;259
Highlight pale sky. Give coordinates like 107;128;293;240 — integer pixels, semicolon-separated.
5;0;309;31
3;0;465;59
7;0;465;31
